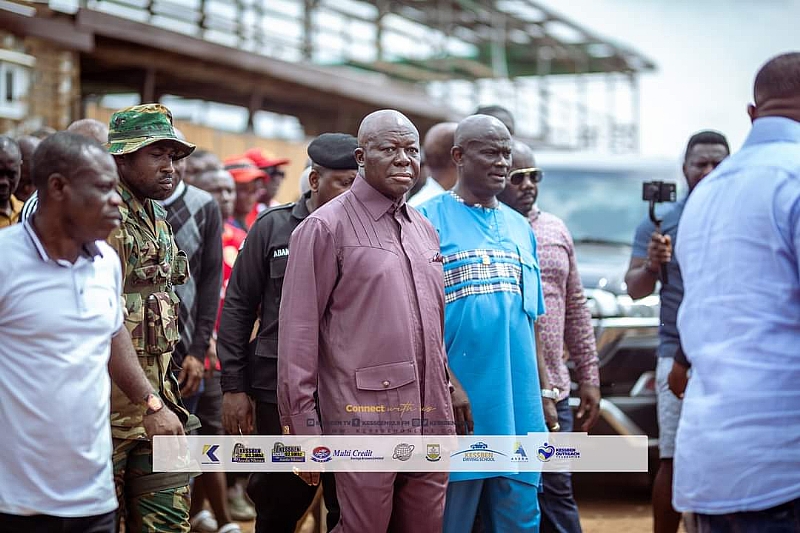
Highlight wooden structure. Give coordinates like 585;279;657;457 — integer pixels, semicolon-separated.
0;0;655;152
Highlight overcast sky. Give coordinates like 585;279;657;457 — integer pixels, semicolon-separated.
536;0;800;156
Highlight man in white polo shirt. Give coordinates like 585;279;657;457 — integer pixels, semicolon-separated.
0;132;183;533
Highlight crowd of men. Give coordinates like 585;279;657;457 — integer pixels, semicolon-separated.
0;50;799;533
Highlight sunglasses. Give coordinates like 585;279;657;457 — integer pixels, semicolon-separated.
508;168;543;185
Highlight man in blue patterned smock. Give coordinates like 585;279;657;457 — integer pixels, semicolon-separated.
418;114;551;533
105;104;198;533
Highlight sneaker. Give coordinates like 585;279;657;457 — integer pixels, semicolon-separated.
190;510;218;532
227;493;256;522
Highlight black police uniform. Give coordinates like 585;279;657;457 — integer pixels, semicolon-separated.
217;195;339;532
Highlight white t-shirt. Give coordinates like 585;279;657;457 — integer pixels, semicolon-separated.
0;221;123;517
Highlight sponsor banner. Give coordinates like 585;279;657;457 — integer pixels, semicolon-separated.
153;434;647;473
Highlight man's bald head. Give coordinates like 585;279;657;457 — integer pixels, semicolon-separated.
355;109;420;200
422;122;457;171
754;52;800;105
15;136;41;202
0;136;21;205
67;119;109;145
357;109;418;145
0;136;20;158
18;136;40;156
474;105;515;135
511;140;535;170
451;115;512;205
454;114;511;146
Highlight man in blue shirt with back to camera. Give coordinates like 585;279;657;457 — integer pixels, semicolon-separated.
675;51;800;531
625;130;729;533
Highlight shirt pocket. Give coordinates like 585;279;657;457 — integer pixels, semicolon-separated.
269;253;288;305
171;250;189;285
249;333;278;393
143;291;181;355
123;292;146;353
355;361;416;391
517;245;543;320
354;360;418;417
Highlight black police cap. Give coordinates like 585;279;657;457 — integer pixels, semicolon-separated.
307;133;359;170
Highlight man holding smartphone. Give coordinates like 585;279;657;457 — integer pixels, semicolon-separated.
624;130;729;533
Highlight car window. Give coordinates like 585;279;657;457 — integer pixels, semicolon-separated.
537;169;682;245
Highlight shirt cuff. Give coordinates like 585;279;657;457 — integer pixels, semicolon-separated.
281;412;322;436
220;374;247;394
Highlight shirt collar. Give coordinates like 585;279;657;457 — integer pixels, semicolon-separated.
448;190;499;210
291;191;312;221
351;173;409;221
119;181;162;231
744;116;800;148
159;179;187;207
22;216;103;264
529;206;541;222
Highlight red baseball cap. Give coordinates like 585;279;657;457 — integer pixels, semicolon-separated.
224;156;268;184
245;147;290;170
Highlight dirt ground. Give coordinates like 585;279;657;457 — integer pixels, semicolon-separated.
232;472;678;533
573;472;653;533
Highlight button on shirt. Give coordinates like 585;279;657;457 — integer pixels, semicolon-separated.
418;192;547;486
0;220;122;517
277;174;454;436
674;117;800;514
530;209;599;400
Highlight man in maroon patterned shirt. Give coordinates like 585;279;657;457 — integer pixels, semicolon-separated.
498;140;600;533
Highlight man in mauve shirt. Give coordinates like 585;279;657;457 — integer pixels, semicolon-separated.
277;110;456;532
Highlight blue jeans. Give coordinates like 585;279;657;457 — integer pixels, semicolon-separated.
538;398;583;533
689;498;800;532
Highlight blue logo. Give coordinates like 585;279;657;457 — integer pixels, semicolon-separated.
536;442;580;462
537;443;556;462
451;441;507;462
202;444;220;464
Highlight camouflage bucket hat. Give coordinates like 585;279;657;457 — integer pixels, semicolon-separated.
107;103;195;160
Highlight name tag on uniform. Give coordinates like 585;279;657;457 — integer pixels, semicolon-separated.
273;248;289;258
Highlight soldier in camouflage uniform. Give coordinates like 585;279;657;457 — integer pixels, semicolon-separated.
105;104;199;533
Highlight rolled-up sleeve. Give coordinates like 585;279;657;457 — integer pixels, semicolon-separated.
277;218;338;435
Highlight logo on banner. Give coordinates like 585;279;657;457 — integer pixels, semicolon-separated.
231;443;266;463
426;444;441;462
202;444;220;464
271;442;306;463
392;443;415;461
511;441;529;462
537;442;580;462
451;441;508;462
312;446;332;463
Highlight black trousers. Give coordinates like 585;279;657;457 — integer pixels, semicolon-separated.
247;401;340;533
0;510;115;533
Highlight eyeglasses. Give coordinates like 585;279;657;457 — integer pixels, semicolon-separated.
508;168;543;185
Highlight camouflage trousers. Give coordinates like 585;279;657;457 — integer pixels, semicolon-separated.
112;438;190;533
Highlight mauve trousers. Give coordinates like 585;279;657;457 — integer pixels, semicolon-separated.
332;471;448;533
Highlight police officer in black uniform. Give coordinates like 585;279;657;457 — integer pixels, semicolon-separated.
217;133;359;533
